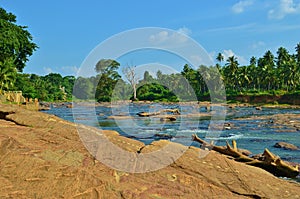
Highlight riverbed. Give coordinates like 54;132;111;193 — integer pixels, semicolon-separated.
41;102;300;164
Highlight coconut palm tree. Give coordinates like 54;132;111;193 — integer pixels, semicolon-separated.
276;47;291;90
250;56;257;66
238;66;250;90
294;43;300;89
295;42;300;64
224;56;239;90
216;53;224;71
258;50;275;91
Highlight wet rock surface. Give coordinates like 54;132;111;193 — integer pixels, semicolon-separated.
274;142;299;151
0;104;300;198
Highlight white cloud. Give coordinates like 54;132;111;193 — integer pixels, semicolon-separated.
149;31;169;43
43;66;79;76
149;27;192;45
43;67;54;74
177;27;192;36
209;51;216;60
61;66;79;76
222;49;247;65
223;49;235;58
268;0;300;19
232;0;254;14
205;23;256;33
190;55;203;64
251;41;266;49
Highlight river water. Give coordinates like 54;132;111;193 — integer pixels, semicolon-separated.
41;103;300;164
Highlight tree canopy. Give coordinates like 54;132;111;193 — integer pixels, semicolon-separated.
0;7;37;93
1;8;300;104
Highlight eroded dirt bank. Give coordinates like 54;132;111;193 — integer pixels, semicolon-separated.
0;104;299;198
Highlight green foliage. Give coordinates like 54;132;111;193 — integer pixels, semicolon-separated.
136;83;178;102
0;7;37;72
5;40;300;103
13;73;75;102
94;59;121;102
0;57;17;93
0;7;37;93
73;76;93;100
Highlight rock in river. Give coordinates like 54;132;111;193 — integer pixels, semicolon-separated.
274;142;299;150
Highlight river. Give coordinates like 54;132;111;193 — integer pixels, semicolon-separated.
41;102;300;164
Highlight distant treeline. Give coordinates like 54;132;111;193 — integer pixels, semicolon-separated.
13;73;75;101
10;42;300;102
2;7;300;103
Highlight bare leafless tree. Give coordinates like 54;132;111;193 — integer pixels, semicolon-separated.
122;65;140;101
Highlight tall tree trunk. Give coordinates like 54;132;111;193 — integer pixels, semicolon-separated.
133;84;137;101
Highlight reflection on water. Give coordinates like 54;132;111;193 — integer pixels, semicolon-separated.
42;103;300;163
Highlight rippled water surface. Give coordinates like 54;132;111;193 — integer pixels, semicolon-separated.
42;103;300;164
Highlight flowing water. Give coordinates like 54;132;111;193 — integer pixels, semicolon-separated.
41;103;300;164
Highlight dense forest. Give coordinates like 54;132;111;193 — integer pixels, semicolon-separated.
6;41;300;103
72;42;300;103
0;42;300;102
1;7;300;103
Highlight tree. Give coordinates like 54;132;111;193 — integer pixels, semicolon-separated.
257;50;275;91
250;56;257;66
95;59;121;102
216;52;224;70
181;64;199;100
136;83;178;102
276;47;291;90
0;58;17;92
73;77;93;100
43;73;64;86
224;56;239;90
237;66;250;90
122;65;140;101
295;42;300;64
0;7;37;72
143;71;154;82
0;7;37;92
216;53;224;63
95;59;120;75
63;76;76;100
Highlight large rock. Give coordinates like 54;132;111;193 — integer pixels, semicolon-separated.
0;104;300;198
274;142;299;150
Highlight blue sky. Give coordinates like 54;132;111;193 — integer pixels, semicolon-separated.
2;0;300;77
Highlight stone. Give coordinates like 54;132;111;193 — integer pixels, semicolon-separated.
1;104;300;198
274;142;299;150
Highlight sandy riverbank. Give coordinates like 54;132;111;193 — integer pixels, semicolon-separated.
0;104;300;198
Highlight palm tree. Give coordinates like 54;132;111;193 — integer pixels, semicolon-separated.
257;50;275;91
216;53;224;71
295;42;300;64
224;56;239;90
216;53;224;63
250;56;257;66
294;43;300;89
277;47;290;67
238;66;250;90
276;47;291;90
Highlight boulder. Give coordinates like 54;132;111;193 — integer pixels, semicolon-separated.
137;111;160;117
159;115;177;121
66;104;73;108
1;104;300;198
274;142;299;150
154;133;174;139
255;107;262;111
